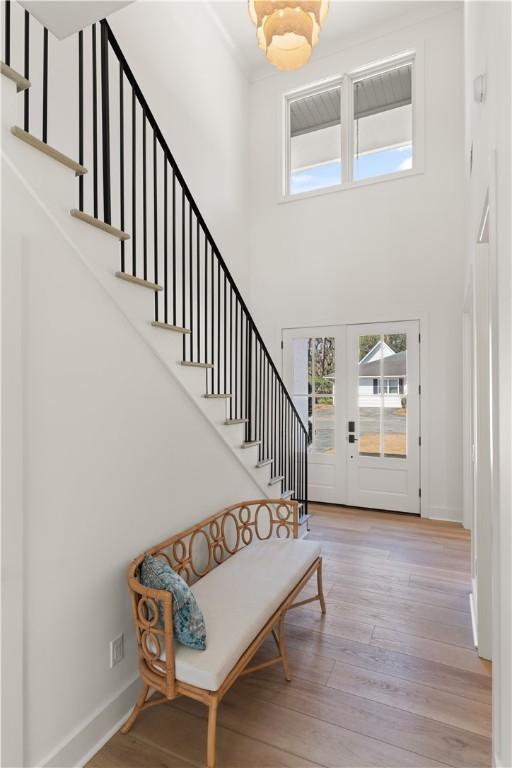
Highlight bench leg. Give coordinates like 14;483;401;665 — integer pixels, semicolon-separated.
207;696;219;768
317;559;327;615
120;682;149;734
278;614;292;682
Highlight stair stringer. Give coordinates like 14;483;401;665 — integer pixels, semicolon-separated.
1;77;275;498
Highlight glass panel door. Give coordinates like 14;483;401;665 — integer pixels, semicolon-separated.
347;321;420;513
284;327;346;504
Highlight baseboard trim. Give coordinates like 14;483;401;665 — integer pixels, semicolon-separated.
424;505;463;523
469;588;478;649
41;676;139;768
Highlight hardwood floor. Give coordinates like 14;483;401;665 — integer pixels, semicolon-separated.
87;504;491;768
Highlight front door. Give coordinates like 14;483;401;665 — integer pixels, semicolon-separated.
283;321;421;513
346;321;420;513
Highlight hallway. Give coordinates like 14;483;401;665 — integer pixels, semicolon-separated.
88;506;491;768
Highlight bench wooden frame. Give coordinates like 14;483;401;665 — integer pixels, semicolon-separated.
121;499;326;768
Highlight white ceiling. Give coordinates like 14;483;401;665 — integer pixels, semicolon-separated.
208;0;461;80
18;1;133;39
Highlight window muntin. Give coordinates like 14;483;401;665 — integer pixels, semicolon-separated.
353;62;413;181
289;85;342;196
284;54;414;196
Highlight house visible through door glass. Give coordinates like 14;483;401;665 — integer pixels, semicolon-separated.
358;333;407;457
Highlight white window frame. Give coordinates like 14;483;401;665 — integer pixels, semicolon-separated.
281;50;420;203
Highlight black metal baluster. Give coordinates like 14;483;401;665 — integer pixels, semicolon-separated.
23;11;29;132
42;28;48;142
142;115;147;278
163;160;167;322
259;345;263;454
244;317;249;438
196;220;200;361
247;325;252;442
229;286;233;419
182;188;186;359
119;62;125;271
217;257;221;392
234;300;238;417
223;274;227;395
304;432;308;517
153;132;158;319
92;24;98;218
188;203;193;360
131;89;136;275
4;0;11;66
204;236;208;365
172;169;176;325
273;372;276;472
100;21;111;224
293;418;296;499
210;243;214;392
78;31;84;211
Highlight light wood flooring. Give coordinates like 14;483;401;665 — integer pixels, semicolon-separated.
88;504;491;768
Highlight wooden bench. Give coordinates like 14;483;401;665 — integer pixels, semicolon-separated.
121;498;326;767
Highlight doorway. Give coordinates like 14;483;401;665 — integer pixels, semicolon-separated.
283;320;420;514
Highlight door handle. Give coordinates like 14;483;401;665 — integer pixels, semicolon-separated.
348;434;358;443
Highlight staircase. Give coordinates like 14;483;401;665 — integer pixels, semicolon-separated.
1;2;309;525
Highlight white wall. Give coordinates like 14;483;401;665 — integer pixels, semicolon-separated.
1;3;256;764
109;1;251;293
464;2;512;765
248;7;466;521
1;153;261;768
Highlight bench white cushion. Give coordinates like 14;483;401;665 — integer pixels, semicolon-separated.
164;538;321;691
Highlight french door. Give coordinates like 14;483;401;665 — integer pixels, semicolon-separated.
283;320;420;514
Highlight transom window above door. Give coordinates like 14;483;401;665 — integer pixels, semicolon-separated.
284;52;415;197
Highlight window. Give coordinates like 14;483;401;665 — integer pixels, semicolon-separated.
284;53;415;196
353;61;412;181
288;84;342;196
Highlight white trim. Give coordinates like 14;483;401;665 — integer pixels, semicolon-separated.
423;506;463;523
280;168;423;205
0;78;25;767
40;677;140;768
470;583;478;649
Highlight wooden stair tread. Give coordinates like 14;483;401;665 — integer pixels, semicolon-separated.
224;419;248;425
115;272;162;291
204;393;232;399
1;62;31;92
241;441;261;449
70;209;129;240
256;459;273;468
11;126;87;175
180;361;213;369
269;475;285;485
151;321;190;334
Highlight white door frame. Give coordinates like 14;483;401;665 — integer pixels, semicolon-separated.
282;314;429;517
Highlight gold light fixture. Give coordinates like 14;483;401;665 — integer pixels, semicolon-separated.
249;1;329;71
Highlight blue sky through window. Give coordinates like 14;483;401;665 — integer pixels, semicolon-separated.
290;161;341;195
354;143;412;181
290;144;412;195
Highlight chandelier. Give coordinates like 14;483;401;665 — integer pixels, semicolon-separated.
249;1;329;71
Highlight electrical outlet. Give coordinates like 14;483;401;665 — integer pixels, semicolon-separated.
110;633;124;668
